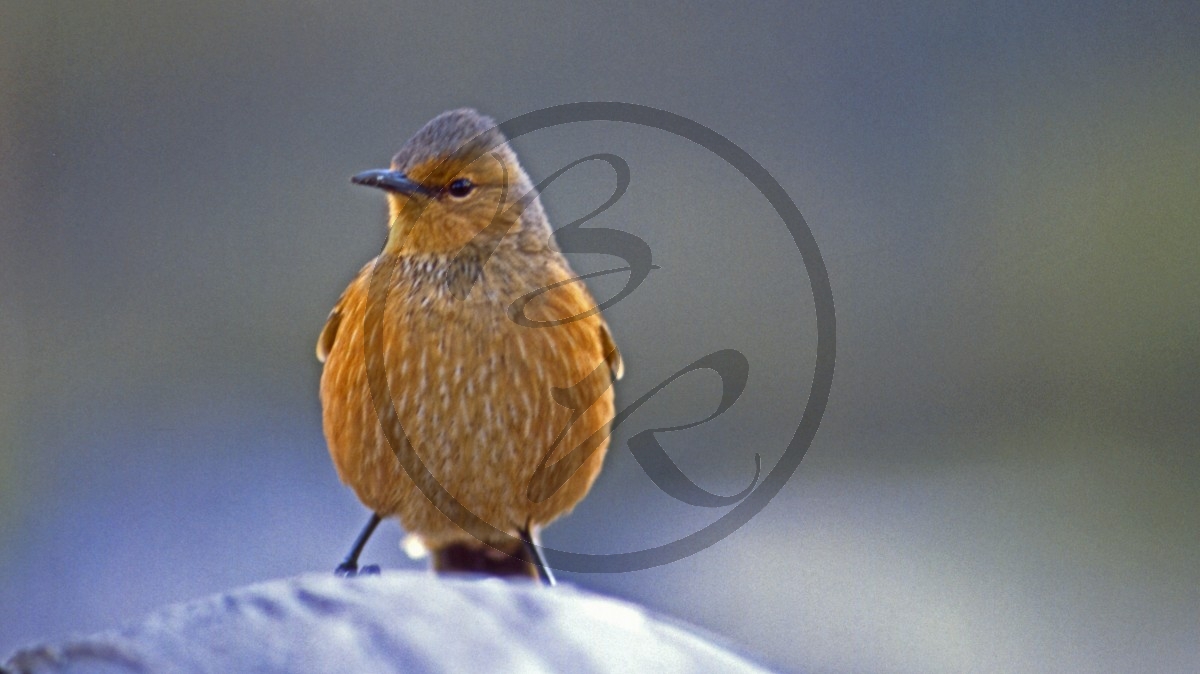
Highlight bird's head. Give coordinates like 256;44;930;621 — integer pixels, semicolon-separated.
352;109;547;255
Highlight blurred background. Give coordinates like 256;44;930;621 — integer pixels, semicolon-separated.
1;2;1197;672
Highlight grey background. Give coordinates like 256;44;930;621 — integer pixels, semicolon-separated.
2;2;1197;672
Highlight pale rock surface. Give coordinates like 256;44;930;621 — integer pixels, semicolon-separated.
3;573;773;674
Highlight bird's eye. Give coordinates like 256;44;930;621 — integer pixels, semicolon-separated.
447;178;474;198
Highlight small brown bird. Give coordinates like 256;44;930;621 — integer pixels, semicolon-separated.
318;109;622;583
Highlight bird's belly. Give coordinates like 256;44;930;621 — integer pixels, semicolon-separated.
321;285;613;546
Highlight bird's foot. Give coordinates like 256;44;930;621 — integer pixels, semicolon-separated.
334;562;381;577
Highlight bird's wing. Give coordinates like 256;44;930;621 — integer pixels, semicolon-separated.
599;321;624;380
318;263;373;363
316;305;343;364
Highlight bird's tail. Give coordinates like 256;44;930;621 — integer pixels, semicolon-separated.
431;533;553;585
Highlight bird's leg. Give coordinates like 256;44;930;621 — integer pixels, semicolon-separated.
519;524;556;587
335;512;382;577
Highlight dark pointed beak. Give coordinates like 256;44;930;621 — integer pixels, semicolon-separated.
350;169;434;196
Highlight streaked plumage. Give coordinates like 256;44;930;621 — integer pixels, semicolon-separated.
318;110;621;574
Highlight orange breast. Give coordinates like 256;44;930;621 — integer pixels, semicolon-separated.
320;250;615;548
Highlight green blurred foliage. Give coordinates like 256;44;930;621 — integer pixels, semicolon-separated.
980;86;1199;429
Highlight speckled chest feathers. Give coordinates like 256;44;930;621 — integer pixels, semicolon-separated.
318;242;621;549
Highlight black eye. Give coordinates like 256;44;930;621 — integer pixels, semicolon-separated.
447;178;474;198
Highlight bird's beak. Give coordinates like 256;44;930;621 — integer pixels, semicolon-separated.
350;169;434;196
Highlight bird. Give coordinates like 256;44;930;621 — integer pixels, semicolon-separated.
317;109;623;584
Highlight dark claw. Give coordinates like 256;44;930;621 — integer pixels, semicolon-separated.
335;562;381;577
